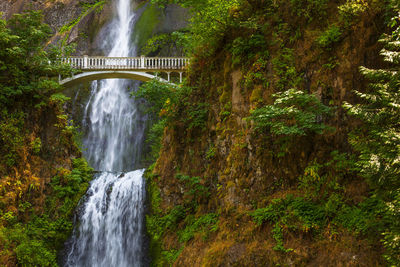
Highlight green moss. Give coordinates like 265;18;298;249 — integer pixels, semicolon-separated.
134;3;162;53
59;0;106;47
250;86;263;106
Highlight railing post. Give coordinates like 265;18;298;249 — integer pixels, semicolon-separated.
141;55;145;69
84;55;88;69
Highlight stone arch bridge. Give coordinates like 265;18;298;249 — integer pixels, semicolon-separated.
59;56;189;87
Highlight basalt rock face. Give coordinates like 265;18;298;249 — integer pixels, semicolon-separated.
147;1;389;266
1;0;188;56
1;0;116;55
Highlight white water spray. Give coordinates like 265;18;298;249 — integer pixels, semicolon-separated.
65;0;146;265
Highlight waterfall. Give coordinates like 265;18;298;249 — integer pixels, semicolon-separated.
65;0;147;265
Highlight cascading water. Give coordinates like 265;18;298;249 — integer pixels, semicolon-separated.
65;0;147;266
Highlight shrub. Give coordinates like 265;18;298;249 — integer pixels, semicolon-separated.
250;89;333;136
178;213;218;243
344;25;400;264
289;0;329;23
338;0;368;25
316;25;342;49
271;48;303;91
251;195;325;251
176;174;210;205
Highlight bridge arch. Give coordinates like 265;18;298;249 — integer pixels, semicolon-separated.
59;71;168;87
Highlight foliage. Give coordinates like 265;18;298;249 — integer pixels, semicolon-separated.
134;80;209;162
141;31;188;56
316;25;342;49
0;11;90;266
243;56;269;89
146;119;167;162
15;239;57;266
0;110;25;167
288;0;329;23
59;0;106;45
250;89;333;136
151;0;240;55
251;195;325;251
146;166;217;266
178;213;218;243
382;191;400;265
333;196;386;236
0;158;93;266
271;48;302;91
147;205;186;242
338;0;368;26
251;193;384;252
134;79;207;129
133;80;175;161
0;10;72;108
250;48;332;142
298;151;356;199
146;204;186;266
205;145;216;160
161;248;183;266
185;102;209;130
133;79;176;117
230;34;268;65
344;23;400;264
176;174;210;206
30;137;42;154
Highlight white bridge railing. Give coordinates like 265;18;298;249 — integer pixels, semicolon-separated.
61;56;189;71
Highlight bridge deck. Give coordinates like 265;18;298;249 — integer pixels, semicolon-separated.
61;56;189;72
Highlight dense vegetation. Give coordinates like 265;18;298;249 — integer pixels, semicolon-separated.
0;11;92;266
137;0;400;265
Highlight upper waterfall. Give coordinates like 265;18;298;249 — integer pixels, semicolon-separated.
82;0;145;172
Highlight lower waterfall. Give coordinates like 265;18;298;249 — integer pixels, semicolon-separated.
65;171;145;266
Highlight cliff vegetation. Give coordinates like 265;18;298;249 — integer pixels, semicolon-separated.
0;11;92;266
137;0;400;265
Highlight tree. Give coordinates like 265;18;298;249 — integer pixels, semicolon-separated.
151;0;240;54
344;20;400;265
0;10;70;107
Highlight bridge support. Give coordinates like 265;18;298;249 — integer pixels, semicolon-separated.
179;72;183;83
167;72;171;82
